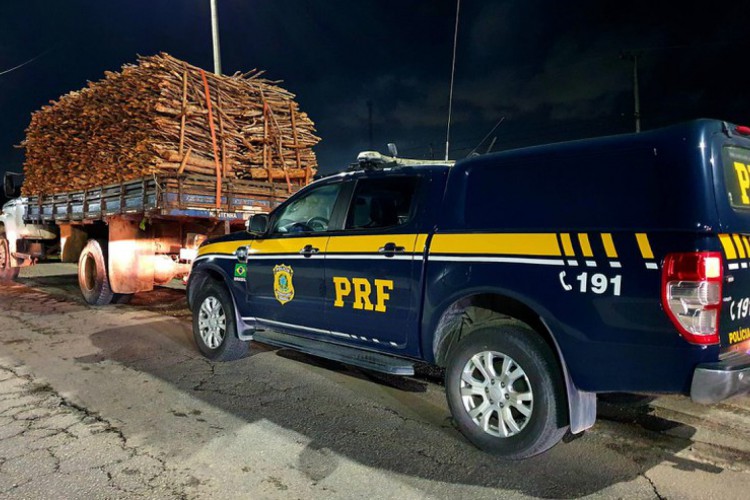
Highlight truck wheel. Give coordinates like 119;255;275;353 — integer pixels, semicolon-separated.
0;236;19;282
192;280;248;361
445;323;568;459
78;239;114;305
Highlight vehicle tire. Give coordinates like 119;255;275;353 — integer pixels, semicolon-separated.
192;280;248;361
78;239;114;305
445;320;568;459
0;235;20;282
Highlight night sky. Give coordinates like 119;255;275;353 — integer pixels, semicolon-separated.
2;0;750;199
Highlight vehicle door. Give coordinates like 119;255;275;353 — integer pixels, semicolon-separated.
324;173;425;350
244;181;346;335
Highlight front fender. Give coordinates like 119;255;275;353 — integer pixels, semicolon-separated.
188;258;253;341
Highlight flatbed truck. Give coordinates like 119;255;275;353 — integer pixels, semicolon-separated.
0;173;293;304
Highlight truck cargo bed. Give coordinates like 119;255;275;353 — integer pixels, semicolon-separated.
24;174;294;222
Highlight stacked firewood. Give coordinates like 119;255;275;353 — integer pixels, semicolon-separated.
21;53;320;195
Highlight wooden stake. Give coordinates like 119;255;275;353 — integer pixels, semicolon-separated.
290;102;306;185
178;66;188;156
265;100;292;192
200;69;222;208
177;146;193;175
216;82;228;178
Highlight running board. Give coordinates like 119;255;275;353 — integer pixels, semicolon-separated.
252;330;415;376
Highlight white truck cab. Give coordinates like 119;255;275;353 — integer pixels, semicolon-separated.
0;178;58;280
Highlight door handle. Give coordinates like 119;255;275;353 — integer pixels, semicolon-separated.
378;242;405;256
299;244;320;257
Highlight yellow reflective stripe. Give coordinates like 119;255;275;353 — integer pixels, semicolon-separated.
744;236;750;257
578;233;594;258
560;233;575;257
198;240;253;256
326;234;417;253
601;233;618;258
249;236;329;255
430;233;562;256
733;234;747;259
719;234;738;260
635;233;654;259
415;234;429;254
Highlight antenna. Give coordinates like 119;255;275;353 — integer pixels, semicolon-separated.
445;0;461;161
367;100;373;149
620;51;642;132
467;116;505;157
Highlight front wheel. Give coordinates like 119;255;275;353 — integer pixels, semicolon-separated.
0;236;20;282
192;281;249;361
445;322;568;459
78;239;115;305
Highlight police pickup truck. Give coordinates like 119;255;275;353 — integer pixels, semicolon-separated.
187;119;750;459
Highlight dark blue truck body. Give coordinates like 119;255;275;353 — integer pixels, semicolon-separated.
188;119;750;457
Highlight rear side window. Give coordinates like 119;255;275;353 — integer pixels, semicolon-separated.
722;146;750;211
345;177;418;230
458;148;670;230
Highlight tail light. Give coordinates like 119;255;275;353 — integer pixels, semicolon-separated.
662;252;723;345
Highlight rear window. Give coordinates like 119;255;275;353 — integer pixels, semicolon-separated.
722;146;750;211
460;148;666;230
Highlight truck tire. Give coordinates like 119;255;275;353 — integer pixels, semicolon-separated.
192;280;249;361
78;239;115;305
445;322;568;459
0;236;19;282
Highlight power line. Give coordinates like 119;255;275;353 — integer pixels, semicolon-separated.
0;50;50;77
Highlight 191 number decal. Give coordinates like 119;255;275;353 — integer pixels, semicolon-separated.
729;297;750;321
559;271;622;296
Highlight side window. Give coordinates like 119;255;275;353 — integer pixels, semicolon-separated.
345;177;419;230
271;183;342;234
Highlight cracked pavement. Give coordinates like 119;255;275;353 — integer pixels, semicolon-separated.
0;361;186;499
1;264;750;499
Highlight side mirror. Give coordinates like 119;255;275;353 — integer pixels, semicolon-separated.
246;213;269;234
3;172;22;199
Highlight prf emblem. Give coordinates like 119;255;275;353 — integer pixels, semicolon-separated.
273;264;295;305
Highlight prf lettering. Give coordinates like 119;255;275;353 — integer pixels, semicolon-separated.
332;277;394;313
734;161;750;205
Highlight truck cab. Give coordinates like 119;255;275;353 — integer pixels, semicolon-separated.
0;174;58;280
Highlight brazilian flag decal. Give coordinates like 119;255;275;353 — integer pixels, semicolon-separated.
234;263;247;281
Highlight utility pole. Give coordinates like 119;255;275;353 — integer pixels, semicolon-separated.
210;0;222;75
620;51;641;132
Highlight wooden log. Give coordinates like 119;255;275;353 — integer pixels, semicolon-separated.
178;65;188;155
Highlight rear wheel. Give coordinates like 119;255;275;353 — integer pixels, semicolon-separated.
192;280;248;361
78;239;114;305
445;320;568;459
0;236;19;282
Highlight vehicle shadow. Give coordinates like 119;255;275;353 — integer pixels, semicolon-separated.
79;319;723;499
17;272;189;314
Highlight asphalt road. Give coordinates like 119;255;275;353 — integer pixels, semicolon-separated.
1;263;750;499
